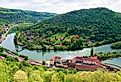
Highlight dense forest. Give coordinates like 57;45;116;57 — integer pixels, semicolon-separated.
16;7;121;50
0;7;56;25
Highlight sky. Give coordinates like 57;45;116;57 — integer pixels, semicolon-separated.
0;0;121;14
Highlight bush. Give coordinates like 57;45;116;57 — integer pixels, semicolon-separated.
111;41;121;49
14;70;28;82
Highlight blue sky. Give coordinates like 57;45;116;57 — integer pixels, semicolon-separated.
0;0;120;14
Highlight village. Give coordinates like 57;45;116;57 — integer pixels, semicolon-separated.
0;46;120;72
24;55;121;71
0;24;121;72
0;25;120;71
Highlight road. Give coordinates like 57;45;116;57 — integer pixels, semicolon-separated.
0;26;12;43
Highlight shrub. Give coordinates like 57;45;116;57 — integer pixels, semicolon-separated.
14;70;28;82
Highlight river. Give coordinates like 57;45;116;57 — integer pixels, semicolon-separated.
0;33;121;67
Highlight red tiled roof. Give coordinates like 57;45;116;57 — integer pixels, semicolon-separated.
72;56;100;64
0;56;5;60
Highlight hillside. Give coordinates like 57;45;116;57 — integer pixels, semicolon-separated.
0;46;121;82
16;7;121;50
0;56;121;82
0;7;56;25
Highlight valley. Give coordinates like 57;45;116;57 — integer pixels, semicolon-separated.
1;6;121;82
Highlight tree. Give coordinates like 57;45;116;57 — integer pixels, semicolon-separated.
51;72;65;82
69;38;83;50
29;70;43;82
0;47;4;52
14;70;28;82
91;48;94;56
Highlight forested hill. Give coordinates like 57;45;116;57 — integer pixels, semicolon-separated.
0;7;57;25
30;7;121;35
17;7;121;50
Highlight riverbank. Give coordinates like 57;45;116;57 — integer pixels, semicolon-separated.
1;33;121;60
95;52;121;61
0;46;28;61
1;33;121;68
0;25;13;43
111;41;121;49
13;29;121;51
1;59;121;82
0;46;120;72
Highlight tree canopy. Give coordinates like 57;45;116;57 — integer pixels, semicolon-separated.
16;7;121;50
0;7;56;25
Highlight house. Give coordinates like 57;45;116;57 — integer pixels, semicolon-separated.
0;56;5;60
50;56;63;67
27;60;41;65
17;57;24;62
50;56;101;70
73;35;80;39
68;56;101;71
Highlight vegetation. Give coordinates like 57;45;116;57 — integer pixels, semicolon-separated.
91;48;94;56
1;5;121;82
16;7;121;50
0;47;121;82
0;46;28;60
95;52;121;61
1;45;121;81
0;7;56;25
15;33;83;50
0;56;121;82
111;41;121;49
9;23;33;33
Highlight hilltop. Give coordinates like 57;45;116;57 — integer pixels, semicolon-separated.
16;7;121;50
0;7;56;25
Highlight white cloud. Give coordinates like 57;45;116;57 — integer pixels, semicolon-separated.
0;0;121;13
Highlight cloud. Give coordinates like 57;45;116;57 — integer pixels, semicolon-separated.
0;0;121;13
